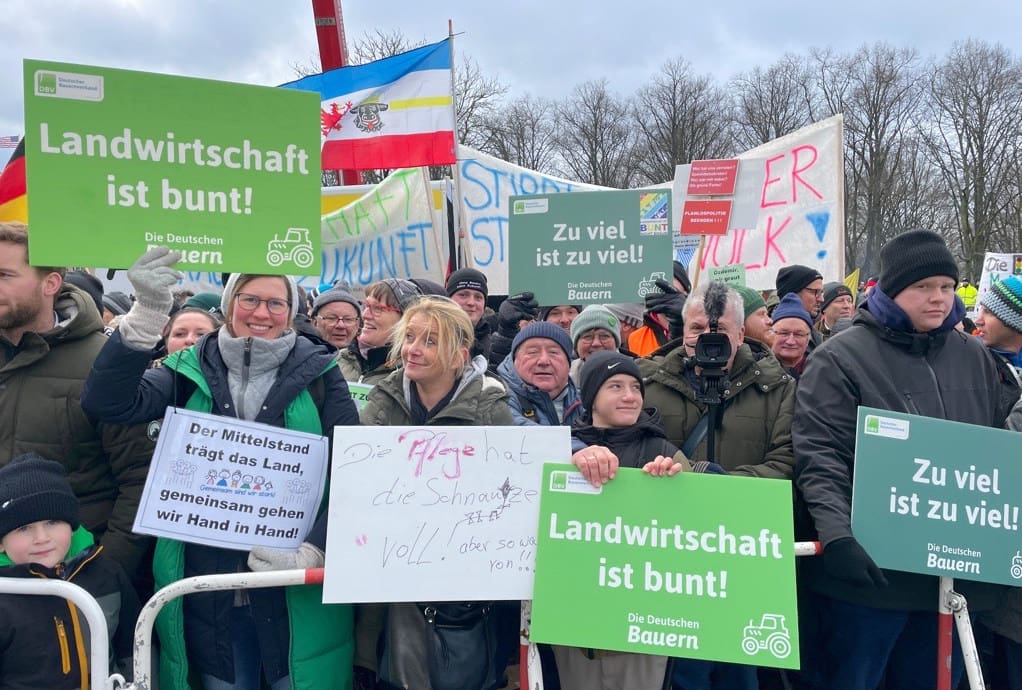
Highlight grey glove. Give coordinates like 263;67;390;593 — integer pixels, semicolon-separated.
118;246;183;351
127;246;183;313
248;542;325;572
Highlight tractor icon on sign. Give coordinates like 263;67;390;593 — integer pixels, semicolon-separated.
266;228;315;269
741;613;792;659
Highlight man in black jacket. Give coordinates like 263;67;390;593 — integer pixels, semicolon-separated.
794;230;1016;690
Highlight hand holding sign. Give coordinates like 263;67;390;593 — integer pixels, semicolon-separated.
128;245;183;312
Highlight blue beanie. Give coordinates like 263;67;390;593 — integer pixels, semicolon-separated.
512;321;573;361
771;293;814;331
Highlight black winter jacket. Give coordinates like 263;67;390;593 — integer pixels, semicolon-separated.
571;409;683;469
81;329;358;682
794;301;1015;610
0;533;139;690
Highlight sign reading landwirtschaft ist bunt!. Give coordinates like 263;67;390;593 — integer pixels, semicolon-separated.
23;59;322;274
134;408;329;550
508;189;673;306
852;407;1022;586
530;465;800;669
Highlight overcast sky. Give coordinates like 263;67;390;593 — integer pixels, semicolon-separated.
3;0;1022;167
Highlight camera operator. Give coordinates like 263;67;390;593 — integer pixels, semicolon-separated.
637;280;796;479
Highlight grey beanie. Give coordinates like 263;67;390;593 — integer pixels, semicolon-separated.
312;287;361;317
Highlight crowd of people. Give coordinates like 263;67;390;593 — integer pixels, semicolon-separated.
1;217;1020;690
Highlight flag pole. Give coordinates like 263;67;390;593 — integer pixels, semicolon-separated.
447;18;466;273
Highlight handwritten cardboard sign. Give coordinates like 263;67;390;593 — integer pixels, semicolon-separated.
322;425;571;603
134;408;328;550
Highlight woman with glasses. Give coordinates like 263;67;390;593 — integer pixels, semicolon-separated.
81;248;359;690
567;305;625;385
337;278;421;385
359;296;515;690
311;286;362;350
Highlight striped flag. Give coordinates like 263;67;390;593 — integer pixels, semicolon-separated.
281;40;455;171
0;135;19;148
0;137;26;222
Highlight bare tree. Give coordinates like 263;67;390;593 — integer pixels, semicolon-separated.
630;58;735;185
921;39;1022;279
477;94;559;173
453;56;508;150
731;54;815;151
811;43;924;276
554;79;637;188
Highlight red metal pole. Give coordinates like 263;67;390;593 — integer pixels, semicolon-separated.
938;576;953;690
310;0;361;186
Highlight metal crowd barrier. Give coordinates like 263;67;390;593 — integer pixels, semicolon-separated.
0;539;988;690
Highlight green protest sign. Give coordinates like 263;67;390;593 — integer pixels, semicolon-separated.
707;264;747;287
347;382;373;411
853;407;1022;585
531;465;799;668
23;60;321;274
508;190;672;305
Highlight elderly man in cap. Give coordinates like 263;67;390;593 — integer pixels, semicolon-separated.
311;286;362;350
794;230;1017;690
815;282;855;340
776;264;824;353
497;322;583;429
770;294;814;379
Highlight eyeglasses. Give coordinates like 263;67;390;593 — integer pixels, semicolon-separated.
317;315;359;327
234;293;290;315
578;331;616;344
800;287;824;298
773;330;810;341
363;300;401;317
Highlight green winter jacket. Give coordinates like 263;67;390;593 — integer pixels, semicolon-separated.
636;340;796;478
360;356;513;427
154;345;354;690
0;284;154;577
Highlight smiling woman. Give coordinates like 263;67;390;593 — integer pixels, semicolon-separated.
357;295;515;690
79;246;360;690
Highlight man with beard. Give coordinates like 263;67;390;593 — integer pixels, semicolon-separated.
0;222;154;587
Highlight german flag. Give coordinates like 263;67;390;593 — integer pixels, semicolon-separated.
0;137;26;222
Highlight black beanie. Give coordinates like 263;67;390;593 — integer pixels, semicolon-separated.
673;261;692;294
580;350;644;412
775;265;823;298
446;268;488;298
65;271;105;316
879;230;959;298
821;282;853;312
0;454;79;539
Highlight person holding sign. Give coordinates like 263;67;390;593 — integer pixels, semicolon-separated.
81;247;359;690
359;296;515;690
338;278;421;385
794;230;1017;690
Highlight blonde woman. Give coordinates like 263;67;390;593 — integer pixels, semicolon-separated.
361;296;514;690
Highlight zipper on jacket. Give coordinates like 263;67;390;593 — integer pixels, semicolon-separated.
238;337;252;418
54;616;71;674
67;602;90;690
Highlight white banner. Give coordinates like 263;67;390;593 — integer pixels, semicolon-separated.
979;252;1022;306
323;425;572;603
675;115;845;290
319;167;444;294
458;145;609;294
134;408;328;550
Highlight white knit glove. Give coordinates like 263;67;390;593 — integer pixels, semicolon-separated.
248;543;325;572
118;246;183;351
